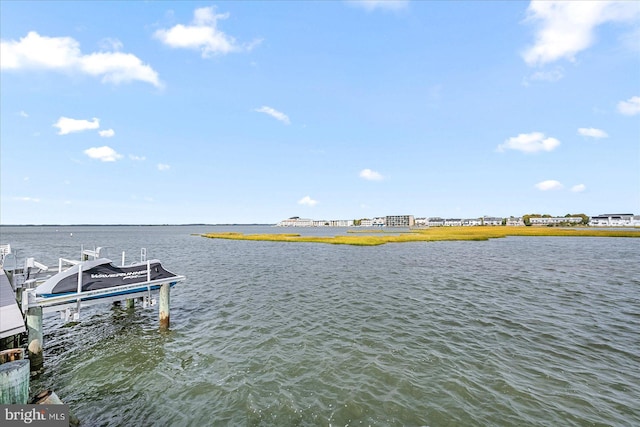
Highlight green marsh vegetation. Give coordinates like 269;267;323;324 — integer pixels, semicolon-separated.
200;227;640;246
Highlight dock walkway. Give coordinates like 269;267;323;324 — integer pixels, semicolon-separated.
0;270;26;339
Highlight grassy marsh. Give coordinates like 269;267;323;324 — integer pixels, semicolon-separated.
200;227;640;246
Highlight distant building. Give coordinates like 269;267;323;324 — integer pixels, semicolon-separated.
278;217;355;227
276;212;632;229
386;215;415;227
506;217;525;226
482;216;504;226
277;217;314;227
313;219;353;227
428;217;445;227
463;218;483;226
425;217;504;227
329;219;354;227
414;217;428;227
372;217;386;227
444;218;462;227
529;216;582;226
589;214;639;227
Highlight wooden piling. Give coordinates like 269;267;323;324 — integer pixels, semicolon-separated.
159;283;170;329
32;390;80;426
0;359;30;404
0;348;24;364
126;298;135;309
26;306;44;372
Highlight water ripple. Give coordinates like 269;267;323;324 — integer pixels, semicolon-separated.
2;226;637;426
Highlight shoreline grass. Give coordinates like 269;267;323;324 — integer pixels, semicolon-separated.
200;227;640;246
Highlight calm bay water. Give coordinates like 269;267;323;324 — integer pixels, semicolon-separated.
1;225;638;426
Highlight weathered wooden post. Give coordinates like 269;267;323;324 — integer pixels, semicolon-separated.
126;298;135;309
159;283;170;329
32;390;80;426
0;348;24;364
26;306;44;372
0;359;30;404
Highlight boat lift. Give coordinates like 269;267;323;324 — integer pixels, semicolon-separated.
1;246;185;372
25;247;185;319
26;263;184;320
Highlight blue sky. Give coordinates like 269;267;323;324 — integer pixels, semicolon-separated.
1;1;639;225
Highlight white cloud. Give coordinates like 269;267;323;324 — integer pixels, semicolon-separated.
347;0;409;11
535;180;564;191
298;196;318;207
523;67;564;85
1;32;79;70
571;184;586;192
617;96;640;116
99;129;115;138
359;168;384;181
578;127;608;138
157;163;171;171
84;146;123;162
14;196;40;203
1;31;161;87
255;106;290;125
79;52;162;87
154;7;260;57
129;154;146;161
522;1;640;66
19;110;29;118
98;38;123;52
497;132;560;153
54;116;100;135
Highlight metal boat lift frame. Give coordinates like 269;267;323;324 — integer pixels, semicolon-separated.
2;245;185;372
24;260;185;315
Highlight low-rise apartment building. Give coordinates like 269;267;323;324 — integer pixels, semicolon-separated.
482;217;504;226
506;217;525;226
463;218;483;226
444;218;463;227
428;217;503;226
277;217;315;227
589;214;640;227
414;217;428;227
312;219;355;227
386;215;415;227
428;217;445;227
529;216;583;226
372;217;386;226
277;217;355;227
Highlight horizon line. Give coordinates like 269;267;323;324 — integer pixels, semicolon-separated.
0;223;277;227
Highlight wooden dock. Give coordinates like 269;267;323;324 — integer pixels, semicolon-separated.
0;270;25;339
